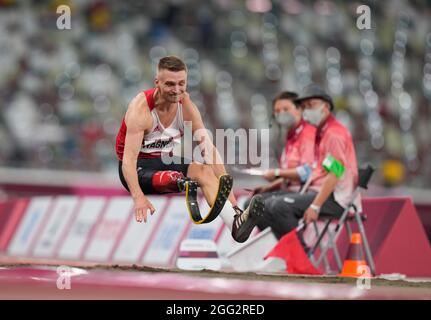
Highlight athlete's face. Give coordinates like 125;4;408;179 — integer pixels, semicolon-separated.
155;69;187;103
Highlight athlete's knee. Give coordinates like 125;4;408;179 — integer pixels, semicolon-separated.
187;163;213;182
151;170;185;193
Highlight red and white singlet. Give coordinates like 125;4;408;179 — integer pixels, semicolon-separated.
116;88;184;160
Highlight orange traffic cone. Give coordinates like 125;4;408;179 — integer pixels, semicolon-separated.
338;233;371;278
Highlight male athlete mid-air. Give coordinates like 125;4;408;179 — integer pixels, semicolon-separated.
115;55;264;243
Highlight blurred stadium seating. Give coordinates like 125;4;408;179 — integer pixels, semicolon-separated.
0;0;430;191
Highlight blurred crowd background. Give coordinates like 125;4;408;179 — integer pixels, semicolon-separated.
0;0;430;189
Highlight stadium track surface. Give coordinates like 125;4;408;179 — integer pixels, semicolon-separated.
0;259;430;299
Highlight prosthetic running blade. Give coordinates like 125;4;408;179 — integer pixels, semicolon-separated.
185;174;233;224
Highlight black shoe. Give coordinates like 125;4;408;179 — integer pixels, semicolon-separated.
231;194;265;243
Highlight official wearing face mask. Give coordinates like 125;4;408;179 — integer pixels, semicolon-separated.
274;110;296;129
265;92;316;190
302;101;326;127
246;91;316;219
260;84;361;243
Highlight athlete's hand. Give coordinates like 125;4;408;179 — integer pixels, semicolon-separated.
134;195;156;223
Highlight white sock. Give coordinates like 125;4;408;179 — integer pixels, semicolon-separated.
219;200;236;232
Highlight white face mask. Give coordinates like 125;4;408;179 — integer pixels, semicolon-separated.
275;112;296;129
303;103;325;127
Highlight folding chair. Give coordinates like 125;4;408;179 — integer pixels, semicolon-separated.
307;164;376;275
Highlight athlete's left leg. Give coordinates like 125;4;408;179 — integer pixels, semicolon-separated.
118;157;190;195
187;162;264;243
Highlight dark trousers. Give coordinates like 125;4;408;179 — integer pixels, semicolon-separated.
243;190;287;210
259;192;345;239
118;157;190;195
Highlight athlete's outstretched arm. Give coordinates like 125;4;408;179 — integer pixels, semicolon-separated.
123;93;156;223
182;93;238;207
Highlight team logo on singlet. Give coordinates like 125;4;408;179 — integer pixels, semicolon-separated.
140;126;184;154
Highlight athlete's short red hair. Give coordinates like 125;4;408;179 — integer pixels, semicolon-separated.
158;56;187;72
